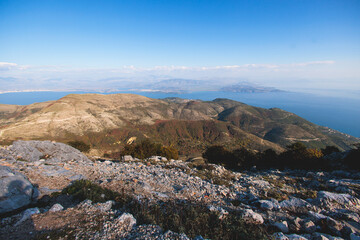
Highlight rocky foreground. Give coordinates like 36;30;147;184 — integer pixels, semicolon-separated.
1;141;360;240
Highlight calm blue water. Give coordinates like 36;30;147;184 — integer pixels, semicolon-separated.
0;91;359;138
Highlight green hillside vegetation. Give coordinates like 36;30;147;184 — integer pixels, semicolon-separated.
67;140;91;153
203;142;360;171
58;120;284;157
120;139;178;160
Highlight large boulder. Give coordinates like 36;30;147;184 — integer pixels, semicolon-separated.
0;166;38;214
280;197;313;213
257;199;281;211
10;140;92;164
316;191;360;209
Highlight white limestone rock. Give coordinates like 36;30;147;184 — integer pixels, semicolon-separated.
49;203;64;212
0;166;37;214
15;207;40;226
240;209;264;224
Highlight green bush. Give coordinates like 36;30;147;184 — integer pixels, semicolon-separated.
202;142;349;171
67;140;91;153
161;145;179;160
321;146;340;155
203;145;257;170
279;142;324;170
343;145;360;170
256;149;279;169
232;147;258;169
202;145;235;166
121;139;178;160
61;180;126;204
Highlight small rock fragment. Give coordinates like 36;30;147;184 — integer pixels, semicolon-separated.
15;207;40;226
272;232;290;240
302;220;316;233
49;203;64;212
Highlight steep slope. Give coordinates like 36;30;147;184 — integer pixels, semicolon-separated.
0;93;358;154
215;99;357;150
0;104;20;123
0;94;225;140
70;119;284;155
0;94;172;139
0;101;52;125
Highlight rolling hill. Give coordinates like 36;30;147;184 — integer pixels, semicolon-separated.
0;93;358;155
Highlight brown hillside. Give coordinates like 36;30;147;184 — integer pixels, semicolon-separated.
0;93;358;155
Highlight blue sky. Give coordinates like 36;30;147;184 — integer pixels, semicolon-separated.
0;0;359;92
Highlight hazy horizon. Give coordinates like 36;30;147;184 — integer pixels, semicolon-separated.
1;0;359;96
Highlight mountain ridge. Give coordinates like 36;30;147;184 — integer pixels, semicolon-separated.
0;93;358;155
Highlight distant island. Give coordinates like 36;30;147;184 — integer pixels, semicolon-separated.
220;84;283;93
136;79;285;93
0;78;284;95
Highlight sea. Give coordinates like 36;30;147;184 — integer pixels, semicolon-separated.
0;90;359;138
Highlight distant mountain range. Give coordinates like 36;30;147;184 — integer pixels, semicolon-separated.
0;78;284;95
0;93;357;156
220;83;283;93
132;79;283;93
142;79;206;92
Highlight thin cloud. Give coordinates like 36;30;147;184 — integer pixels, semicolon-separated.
1;60;348;92
290;60;335;67
0;62;18;70
145;61;335;72
2;60;335;73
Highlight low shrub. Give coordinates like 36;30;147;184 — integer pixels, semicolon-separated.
203;145;258;171
121;139;178;160
321;146;340;155
67;140;91;153
256;149;279;169
160;145;179;160
202;145;236;168
62;180;268;240
343;145;360;170
265;189;288;201
61;180;126;204
202;142;352;171
295;189;317;199
127;200;268;240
